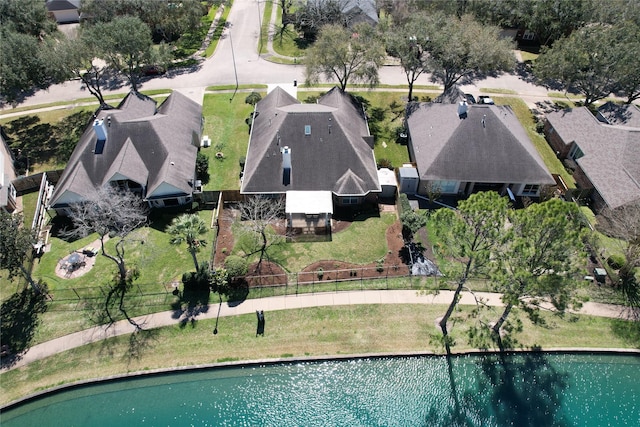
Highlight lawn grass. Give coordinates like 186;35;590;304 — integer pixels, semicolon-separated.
269;4;307;59
494;97;576;188
243;213;397;272
24;209;216;341
548;92;584;99
202;92;258;190
1;303;637;407
204;1;233;58
258;0;273;55
519;50;539;62
479;88;518;94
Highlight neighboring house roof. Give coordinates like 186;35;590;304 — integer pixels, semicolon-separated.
546;107;640;210
343;0;378;25
597;102;640;128
241;86;380;196
46;0;80;12
50;91;202;207
407;103;554;185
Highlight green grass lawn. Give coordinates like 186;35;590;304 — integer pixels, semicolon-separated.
494;97;576;188
1;303;637;406
23;209;216;341
204;1;233;57
238;213;396;272
202;92;258;190
269;4;307;59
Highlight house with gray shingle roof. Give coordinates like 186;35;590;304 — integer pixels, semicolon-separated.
544;105;640;212
46;0;80;23
406;102;554;199
241;86;380;234
50;91;202;215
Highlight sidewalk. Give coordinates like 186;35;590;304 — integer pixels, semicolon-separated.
3;290;632;372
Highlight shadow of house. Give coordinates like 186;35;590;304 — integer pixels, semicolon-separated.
241;86;381;238
544;104;640;212
49;91;203;215
405;102;554;201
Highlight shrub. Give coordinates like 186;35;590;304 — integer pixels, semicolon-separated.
399;193;412;216
245;92;262;106
196;152;210;184
377;158;393;169
224;255;249;278
607;254;626;270
317;267;324;280
182;263;211;292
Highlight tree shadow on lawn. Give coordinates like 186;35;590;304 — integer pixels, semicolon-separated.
610;318;640;348
171;287;211;328
0;286;49;369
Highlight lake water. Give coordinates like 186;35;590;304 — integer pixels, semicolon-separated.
2;353;639;426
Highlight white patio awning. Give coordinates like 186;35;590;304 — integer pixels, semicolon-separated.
285;191;333;215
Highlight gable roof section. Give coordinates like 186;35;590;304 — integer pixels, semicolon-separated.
546;107;640;209
241;87;380;196
597;102;640;128
50;91;201;207
407;103;554;185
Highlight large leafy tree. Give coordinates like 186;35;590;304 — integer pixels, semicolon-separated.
0;212;40;293
89;16;170;93
292;0;350;41
385;13;432;101
305;22;386;92
56;34;110;107
425;14;515;93
517;0;594;46
0;0;66;104
534;24;620;106
65;185;148;329
612;22;640;104
491;199;585;337
167;213;209;271
431;191;509;353
80;0;204;42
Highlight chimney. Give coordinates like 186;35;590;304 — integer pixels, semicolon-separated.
93;119;108;141
282;146;291;186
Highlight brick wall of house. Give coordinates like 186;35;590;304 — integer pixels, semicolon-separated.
544;121;571;159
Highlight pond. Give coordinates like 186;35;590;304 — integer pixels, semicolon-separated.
2;353;639;426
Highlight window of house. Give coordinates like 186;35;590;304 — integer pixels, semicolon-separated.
342;197;359;205
431;180;457;194
522;184;540;195
163;198;179;206
568;144;584;160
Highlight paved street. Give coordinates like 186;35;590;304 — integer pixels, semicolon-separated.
1;0;552;110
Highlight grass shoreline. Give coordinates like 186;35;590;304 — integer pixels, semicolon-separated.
1;304;638;407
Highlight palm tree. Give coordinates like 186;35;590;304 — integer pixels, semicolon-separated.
167;213;208;271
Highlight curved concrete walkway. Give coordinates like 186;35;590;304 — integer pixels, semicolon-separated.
4;290;633;372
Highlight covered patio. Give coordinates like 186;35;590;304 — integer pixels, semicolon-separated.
285;191;333;240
